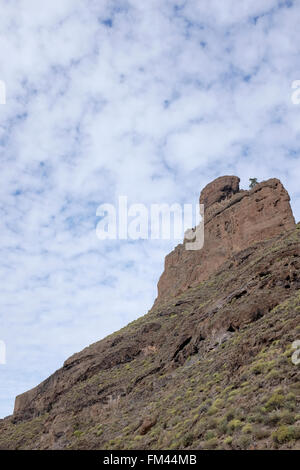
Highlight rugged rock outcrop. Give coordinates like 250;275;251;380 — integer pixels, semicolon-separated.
200;175;240;209
0;176;299;451
157;177;295;302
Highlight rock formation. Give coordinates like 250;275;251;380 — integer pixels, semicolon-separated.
200;175;240;209
0;176;299;451
157;176;295;302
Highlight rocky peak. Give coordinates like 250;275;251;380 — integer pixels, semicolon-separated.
156;177;295;303
200;175;240;210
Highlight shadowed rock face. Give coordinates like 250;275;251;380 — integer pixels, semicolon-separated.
157;177;295;303
1;176;299;451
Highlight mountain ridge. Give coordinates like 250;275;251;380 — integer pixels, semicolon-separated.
0;176;299;450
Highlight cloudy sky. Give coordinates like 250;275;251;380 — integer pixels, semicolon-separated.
0;0;300;418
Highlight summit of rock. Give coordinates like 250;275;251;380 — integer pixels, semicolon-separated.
199;175;240;209
157;177;295;302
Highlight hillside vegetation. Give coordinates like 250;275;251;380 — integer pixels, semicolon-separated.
0;224;299;450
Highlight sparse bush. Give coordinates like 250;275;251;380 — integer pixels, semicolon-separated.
204;430;215;440
265;393;284;411
279;411;295;425
225;409;235;422
272;425;295;444
253;426;270;440
242;423;252;434
217;417;228;434
208;405;218;416
251;362;264;375
228;419;242;431
213;398;224;408
266;369;280;380
265;410;281;426
182;433;194;448
234;434;252;450
224;436;232;446
204;437;218;449
293;426;300;440
248;412;264;424
249;178;258;189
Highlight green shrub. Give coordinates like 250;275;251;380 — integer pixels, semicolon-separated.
234;434;252;450
293;426;300;440
251;362;264;375
204;430;215;440
225;409;235;421
279;411;295;425
286;392;296;401
217;417;228;434
242;423;253;434
213;398;224;408
224;436;232;446
272;425;295;444
265;393;284;411
266;369;280;380
248;412;264;424
182;433;194;448
228;419;242;431
265;410;281;426
208;405;218;416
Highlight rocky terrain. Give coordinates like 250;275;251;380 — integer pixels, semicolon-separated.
0;176;299;450
157;176;295;302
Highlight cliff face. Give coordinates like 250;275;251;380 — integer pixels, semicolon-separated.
157;177;295;302
0;177;299;451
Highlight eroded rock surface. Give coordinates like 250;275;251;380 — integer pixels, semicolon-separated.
200;175;240;209
157;177;295;302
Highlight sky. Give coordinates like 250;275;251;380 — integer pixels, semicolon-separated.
0;0;300;418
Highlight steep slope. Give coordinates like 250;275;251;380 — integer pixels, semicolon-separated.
0;177;299;450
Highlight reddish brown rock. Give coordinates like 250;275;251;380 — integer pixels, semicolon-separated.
200;175;240;210
156;177;295;303
139;415;157;435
